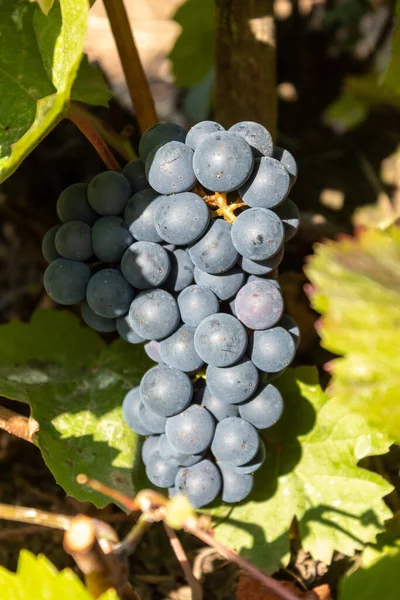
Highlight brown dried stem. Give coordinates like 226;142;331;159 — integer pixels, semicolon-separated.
76;474;138;512
202;192;246;223
112;514;152;557
0;503;71;530
164;523;203;600
0;406;38;444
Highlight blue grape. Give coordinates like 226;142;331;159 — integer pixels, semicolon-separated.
116;314;145;344
56;183;98;225
193;131;254;193
92;216;133;262
239;246;284;276
247;275;280;288
194;314;247;367
175;460;222;508
274;147;297;185
129;289;179;340
279;313;300;349
211;417;259;466
146;452;179;488
122;159;148;192
145;142;195;195
86;268;134;318
166;405;215;455
177;285;219;327
44;258;91;305
200;386;239;421
141;435;160;465
239;157;290;209
272;198;300;242
220;466;253;503
124;188;163;242
185;120;225;150
153;192;210;245
234;279;284;330
55;221;93;261
194;266;245;301
88;172;132;215
189;219;238;274
160;325;204;372
239;383;283;429
122;387;151;435
250;326;296;373
138;403;167;434
144;341;162;362
231;207;284;261
219;440;266;474
164;248;194;293
42;225;61;263
139;122;187;161
121;241;170;289
140;366;192;417
206;357;259;404
158;434;204;467
81;301;116;333
229;121;273;157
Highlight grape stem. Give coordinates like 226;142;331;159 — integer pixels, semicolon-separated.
202;191;246;224
0;406;38;444
164;523;203;600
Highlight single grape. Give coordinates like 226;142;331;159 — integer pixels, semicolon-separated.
144;341;162;362
211;417;259;466
272;198;300;242
141;435;160;465
194;314;247;367
92;216;133;263
278;313;300;349
220;466;253;503
139;122;187;161
239;246;284;276
146;452;180;488
116;314;145;344
234;279;284;330
44;258;91;305
86;268;134;318
56;183;98;225
274;146;297;185
193;131;254;193
250;326;296;373
231;207;284;261
200;386;239;421
189;219;238;274
177;285;219;327
124;188;163;242
88;171;132;215
175;460;222;508
153;192;209;245
160;324;204;372
122;159;148;192
185;120;225;150
194;266;245;301
164;248;194;293
158;434;204;467
239;383;283;428
146;142;196;195
81;301;116;333
229;121;273;157
122;387;151;435
166;405;215;455
247;274;280;288
42;225;61;263
219;440;266;474
239;157;290;209
206;357;259;404
138;403;167;434
129;289;180;340
140;366;192;417
55;221;93;262
121;241;170;289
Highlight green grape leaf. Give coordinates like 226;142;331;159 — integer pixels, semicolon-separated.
0;550;119;599
71;55;113;107
29;0;55;15
305;226;400;442
0;0;90;184
211;367;392;573
0;310;152;508
169;0;215;87
382;0;400;97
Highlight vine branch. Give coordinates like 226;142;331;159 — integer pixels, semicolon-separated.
0;406;38;444
164;523;203;600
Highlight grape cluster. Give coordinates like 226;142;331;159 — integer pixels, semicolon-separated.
42;120;300;508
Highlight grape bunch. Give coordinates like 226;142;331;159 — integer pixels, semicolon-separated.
42;120;300;508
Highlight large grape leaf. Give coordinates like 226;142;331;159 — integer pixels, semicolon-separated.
305;226;400;442
0;310;152;508
211;367;392;573
0;550;119;600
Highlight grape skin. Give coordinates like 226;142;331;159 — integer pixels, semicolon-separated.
55;221;93;262
234;279;284;330
81;301;116;333
122;159;148;192
140;366;192;417
175;459;222;508
160;324;204;372
274;146;297;185
250;326;296;373
56;183;98;225
44;258;91;305
86;268;134;318
239;245;284;276
220;466;253;503
88;172;132;216
42;225;60;263
124;188;163;243
177;285;220;327
122;387;152;436
121;241;170;289
116;315;145;344
194;266;245;301
272;198;300;242
139;122;187;161
158;433;204;467
194;314;247;367
239;384;284;429
279;313;300;349
231;207;284;261
211;417;259;467
206;357;259;404
166;405;215;455
189;219;238;274
129;289;179;340
219;440;266;474
138;402;167;434
229;121;273;157
153;192;210;245
145;141;196;195
164;249;194;293
144;341;162;362
239;157;290;209
146;452;179;488
92;216;133;263
185;121;225;150
141;435;160;465
200;386;239;421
